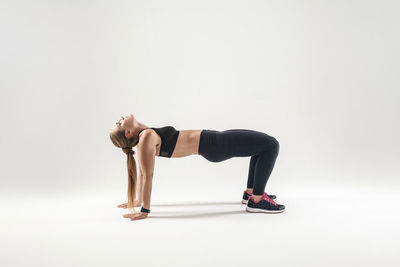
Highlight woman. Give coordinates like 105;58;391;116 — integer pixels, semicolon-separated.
109;114;285;221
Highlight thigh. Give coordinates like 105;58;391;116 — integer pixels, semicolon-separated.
214;129;272;158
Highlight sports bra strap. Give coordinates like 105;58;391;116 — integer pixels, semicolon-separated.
136;128;150;139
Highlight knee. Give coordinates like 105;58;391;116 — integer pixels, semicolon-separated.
267;136;280;155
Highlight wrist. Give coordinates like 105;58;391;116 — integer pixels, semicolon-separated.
140;206;151;213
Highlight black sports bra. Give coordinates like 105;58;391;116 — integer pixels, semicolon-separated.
136;126;180;158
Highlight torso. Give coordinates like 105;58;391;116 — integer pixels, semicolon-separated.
139;128;203;158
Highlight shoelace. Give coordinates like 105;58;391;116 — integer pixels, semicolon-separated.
261;192;277;206
245;191;278;206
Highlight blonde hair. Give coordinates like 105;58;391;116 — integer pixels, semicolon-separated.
109;129;140;213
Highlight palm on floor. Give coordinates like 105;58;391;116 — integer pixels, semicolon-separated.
117;199;141;208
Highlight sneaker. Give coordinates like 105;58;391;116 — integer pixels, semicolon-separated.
241;190;276;204
246;192;285;213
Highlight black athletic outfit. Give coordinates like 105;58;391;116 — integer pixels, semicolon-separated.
137;127;280;196
198;129;280;195
136;126;180;158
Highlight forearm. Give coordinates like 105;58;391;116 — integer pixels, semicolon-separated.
136;173;143;202
141;175;153;210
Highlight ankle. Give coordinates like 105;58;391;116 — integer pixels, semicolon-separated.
251;194;263;202
246;188;253;194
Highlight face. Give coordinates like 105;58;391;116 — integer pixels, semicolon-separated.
110;114;135;138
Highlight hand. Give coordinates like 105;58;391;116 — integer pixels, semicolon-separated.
116;200;141;209
117;203;128;209
123;212;149;221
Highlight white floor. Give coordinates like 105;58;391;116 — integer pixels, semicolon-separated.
1;182;399;267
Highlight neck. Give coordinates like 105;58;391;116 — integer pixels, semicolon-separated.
132;121;148;138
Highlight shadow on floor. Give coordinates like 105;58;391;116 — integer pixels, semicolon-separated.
151;201;243;207
149;209;248;219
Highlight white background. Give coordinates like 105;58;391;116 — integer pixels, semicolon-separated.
1;0;399;266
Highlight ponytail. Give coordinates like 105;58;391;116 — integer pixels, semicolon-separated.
122;147;138;213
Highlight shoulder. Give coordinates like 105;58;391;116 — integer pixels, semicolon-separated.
137;130;158;160
138;129;158;147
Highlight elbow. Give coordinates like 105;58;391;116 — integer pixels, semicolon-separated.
143;173;154;179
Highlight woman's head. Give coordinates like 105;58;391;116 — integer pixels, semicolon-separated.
109;114;136;146
109;114;140;213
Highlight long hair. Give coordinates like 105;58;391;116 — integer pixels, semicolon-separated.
109;129;140;213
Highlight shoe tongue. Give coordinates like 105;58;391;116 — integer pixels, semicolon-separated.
262;193;277;205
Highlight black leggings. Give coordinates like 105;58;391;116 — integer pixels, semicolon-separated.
198;129;280;195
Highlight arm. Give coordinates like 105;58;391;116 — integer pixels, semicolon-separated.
135;172;143;206
138;136;156;211
141;174;153;210
122;132;156;221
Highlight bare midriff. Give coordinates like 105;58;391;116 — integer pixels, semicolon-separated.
171;129;203;157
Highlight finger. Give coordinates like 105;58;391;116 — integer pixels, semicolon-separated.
123;213;141;218
132;214;147;220
130;214;142;220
